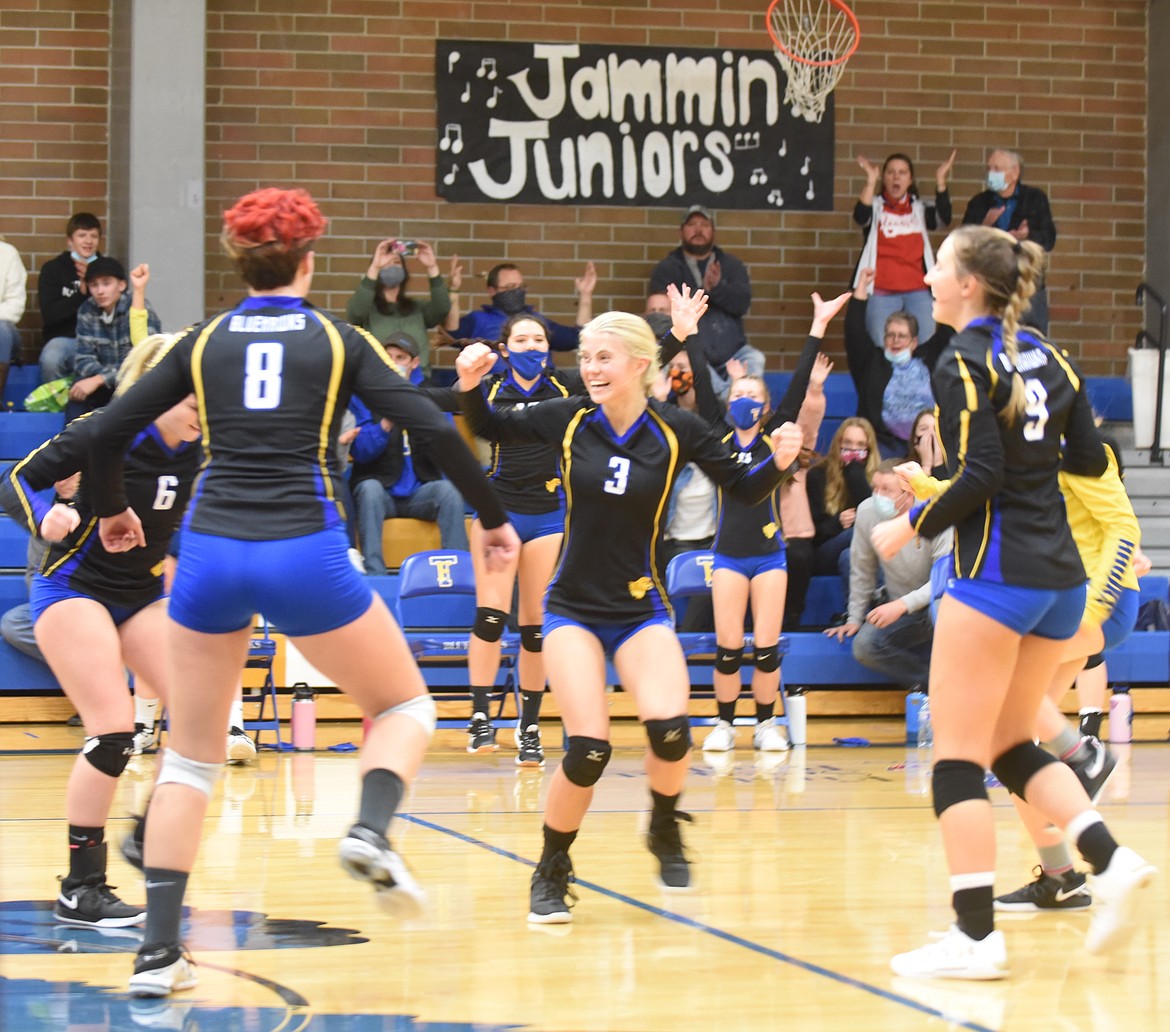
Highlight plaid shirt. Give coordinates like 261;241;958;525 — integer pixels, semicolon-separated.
74;293;161;387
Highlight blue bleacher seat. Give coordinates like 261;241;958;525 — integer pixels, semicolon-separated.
0;411;66;460
0;519;31;570
1;365;41;412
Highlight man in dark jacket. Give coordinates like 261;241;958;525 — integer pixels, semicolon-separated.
648;205;762;399
37;212;103;384
962;149;1056;332
349;331;469;574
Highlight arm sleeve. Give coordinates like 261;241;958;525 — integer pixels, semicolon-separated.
459;382;577;446
1061;376;1108;477
928;189;953;229
419;276;452;327
843;298;873;393
908;349;1005;538
1025;188;1057;251
898;574;934;615
846;503;879;624
37;260;81;332
686;338;725;426
545;318;581;353
347;396;393;464
351;336;507;529
852;200;874;230
769;334;822;428
1063;452;1141;627
684;411;790;506
345;278;377;326
129;307;149;347
0;416;95;534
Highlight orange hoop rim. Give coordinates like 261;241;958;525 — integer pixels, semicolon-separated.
766;0;861;69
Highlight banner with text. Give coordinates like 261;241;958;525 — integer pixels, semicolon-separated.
434;39;833;212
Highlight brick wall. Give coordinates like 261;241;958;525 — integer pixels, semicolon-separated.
0;0;1149;376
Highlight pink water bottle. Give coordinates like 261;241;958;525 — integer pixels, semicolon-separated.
1108;689;1133;744
291;683;317;751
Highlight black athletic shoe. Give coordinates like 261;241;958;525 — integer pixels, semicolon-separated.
1067;735;1117;804
994;866;1092;912
129;942;198;997
1079;711;1104;740
55;873;145;928
528;851;576;924
514;724;545;767
467;715;498;754
647;810;694;889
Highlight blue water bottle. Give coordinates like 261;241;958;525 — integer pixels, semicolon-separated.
905;691;927;745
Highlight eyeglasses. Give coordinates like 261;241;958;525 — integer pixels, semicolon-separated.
884;332;913;343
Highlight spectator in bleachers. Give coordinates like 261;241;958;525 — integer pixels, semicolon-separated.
908;408;944;472
38;212;103;385
346;238;460;374
853;150;955;347
824;459;950;690
649;205;761;399
447;260;596;355
68;259;161;415
349;331;469;574
0;234;28;396
962;148;1056;333
806;417;879;614
845;267;949;458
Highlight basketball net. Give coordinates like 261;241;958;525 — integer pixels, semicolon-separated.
767;0;861;123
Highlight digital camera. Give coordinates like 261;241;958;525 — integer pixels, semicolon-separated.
391;239;419;257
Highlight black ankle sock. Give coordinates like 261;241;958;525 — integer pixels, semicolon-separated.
755;700;775;722
142;867;189;947
953;885;995;941
650;790;680;821
716;701;737;725
1077;821;1120;874
356;768;406;836
470;688;493;719
520;690;543;727
540;824;577;864
67;826;106;881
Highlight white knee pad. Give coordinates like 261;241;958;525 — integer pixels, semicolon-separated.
374;693;437;738
157;748;222;797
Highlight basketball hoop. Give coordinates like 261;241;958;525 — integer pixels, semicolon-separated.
767;0;861;123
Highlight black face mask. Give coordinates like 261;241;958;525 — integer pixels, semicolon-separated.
493;287;527;315
644;312;673;339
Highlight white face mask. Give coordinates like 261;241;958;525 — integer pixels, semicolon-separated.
871;494;898;520
987;170;1008;192
884;347;913;367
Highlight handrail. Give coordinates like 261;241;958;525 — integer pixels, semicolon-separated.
1136;283;1168;465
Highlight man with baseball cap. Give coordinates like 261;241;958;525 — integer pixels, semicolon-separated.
648;205;763;397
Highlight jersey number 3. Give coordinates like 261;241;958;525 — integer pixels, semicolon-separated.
603;456;630;495
244;342;284;410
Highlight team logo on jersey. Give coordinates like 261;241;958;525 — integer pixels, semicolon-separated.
544;477;561;492
627;577;653;600
428;554;460;587
763;522;779;539
695;554;714;588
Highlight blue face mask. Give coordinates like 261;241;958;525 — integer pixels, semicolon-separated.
507;347;547;380
884;347;913;367
728;396;764;431
986;170;1008;192
871;494;898;521
70;251;97;264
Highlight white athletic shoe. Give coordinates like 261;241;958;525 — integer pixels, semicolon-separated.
226;726;257;765
752;717;790;752
339;825;426;919
701;720;736;752
131;723;156;756
1085;846;1157;955
128;944;198;998
890;925;1008;980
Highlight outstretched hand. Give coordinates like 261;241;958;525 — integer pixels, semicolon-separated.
455;341;497;391
575;260;597;297
666;282;708;340
99;509;146;553
810;290;852;337
809;352;833;388
935;148;957;188
857;154;881;184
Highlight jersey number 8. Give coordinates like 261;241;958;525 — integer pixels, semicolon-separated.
1022;377;1049;443
244;342;284;410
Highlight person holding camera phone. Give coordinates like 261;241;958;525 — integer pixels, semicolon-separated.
346;237;463;373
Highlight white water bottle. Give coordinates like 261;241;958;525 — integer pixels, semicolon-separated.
1109;689;1133;744
917;699;933;749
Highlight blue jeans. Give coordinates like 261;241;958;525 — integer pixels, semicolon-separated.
40;335;77;383
0;320;19;364
709;343;767;401
353;477;469;575
865;289;935;349
851;606;934;688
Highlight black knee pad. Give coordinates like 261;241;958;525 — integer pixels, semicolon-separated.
714;646;744;675
472;607;509;643
645;715;692;761
931;759;988;818
1083;652;1105;671
82;731;135;778
753;644;781;673
561;736;612;787
519;624;543;653
991;741;1060;799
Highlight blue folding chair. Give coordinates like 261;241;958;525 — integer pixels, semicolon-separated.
664;549;790;730
242;617;282;747
396;549;520;728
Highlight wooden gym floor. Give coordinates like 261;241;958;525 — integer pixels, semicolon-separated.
1;717;1167;1031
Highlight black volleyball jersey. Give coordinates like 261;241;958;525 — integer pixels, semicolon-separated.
461;390;792;623
87;296;507;536
910;318;1106;588
712;430;783;558
481;368;584;515
1;410;200;606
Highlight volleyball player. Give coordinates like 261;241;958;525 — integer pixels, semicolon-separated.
703;291;850;754
464;313;584;763
0;335;201;930
873;225;1155;979
456;287;803;923
86;188;518;997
